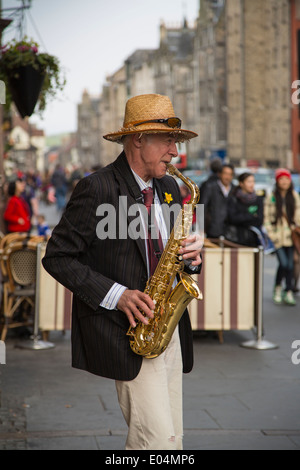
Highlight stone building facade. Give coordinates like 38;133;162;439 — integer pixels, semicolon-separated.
194;0;226;163
98;19;198;165
77;89;101;170
195;0;292;169
78;0;298;170
291;0;300;170
6;109;45;175
225;0;291;168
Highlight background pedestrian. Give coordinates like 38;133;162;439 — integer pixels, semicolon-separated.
4;179;31;233
226;172;264;246
264;168;300;306
200;163;235;239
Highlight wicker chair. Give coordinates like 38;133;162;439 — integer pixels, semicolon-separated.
0;234;44;279
0;233;26;278
0;239;41;341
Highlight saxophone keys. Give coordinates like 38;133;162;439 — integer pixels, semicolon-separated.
145;332;155;342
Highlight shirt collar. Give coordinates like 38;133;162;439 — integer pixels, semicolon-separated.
217;179;232;197
131;168;153;191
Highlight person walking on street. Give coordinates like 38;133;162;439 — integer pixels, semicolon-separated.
42;94;202;450
264;168;300;306
200;163;235;239
51;164;68;212
226;172;264;246
199;157;223;196
37;214;51;237
293;250;300;294
4;179;31;233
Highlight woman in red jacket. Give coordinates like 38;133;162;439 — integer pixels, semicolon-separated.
4;179;31;233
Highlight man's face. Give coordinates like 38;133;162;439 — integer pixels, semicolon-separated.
219;167;233;186
139;134;178;180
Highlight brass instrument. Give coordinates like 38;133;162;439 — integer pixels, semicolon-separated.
127;163;203;358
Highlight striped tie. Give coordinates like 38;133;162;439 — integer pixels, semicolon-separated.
142;188;164;276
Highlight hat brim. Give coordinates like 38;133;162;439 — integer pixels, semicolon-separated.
103;126;198;144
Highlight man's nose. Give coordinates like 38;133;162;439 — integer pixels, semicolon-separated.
170;142;178;157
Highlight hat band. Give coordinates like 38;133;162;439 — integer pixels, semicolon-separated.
129;117;182;129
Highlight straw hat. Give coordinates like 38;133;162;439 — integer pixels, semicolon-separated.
103;94;198;143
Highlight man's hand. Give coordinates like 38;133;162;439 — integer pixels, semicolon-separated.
117;289;155;328
179;233;203;266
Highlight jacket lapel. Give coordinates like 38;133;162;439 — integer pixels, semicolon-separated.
112;152;147;269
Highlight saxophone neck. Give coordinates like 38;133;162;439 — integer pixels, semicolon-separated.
166;163;200;206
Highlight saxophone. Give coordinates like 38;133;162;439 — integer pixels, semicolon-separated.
127;163;203;358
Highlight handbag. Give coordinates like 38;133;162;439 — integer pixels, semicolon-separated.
283;213;300;255
224;224;239;243
249;226;275;254
291;226;300;255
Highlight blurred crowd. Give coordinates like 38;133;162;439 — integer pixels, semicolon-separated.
2;159;300;308
1;163;102;237
197;159;300;306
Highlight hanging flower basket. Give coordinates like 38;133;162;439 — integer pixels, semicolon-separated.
5;65;45;118
0;37;65;118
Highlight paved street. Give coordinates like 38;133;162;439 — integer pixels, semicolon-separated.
0;201;299;450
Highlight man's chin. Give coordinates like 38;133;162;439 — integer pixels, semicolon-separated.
156;169;167;179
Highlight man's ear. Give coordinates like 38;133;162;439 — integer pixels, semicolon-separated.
132;133;143;148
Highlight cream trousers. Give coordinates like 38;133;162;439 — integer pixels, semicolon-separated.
115;327;183;450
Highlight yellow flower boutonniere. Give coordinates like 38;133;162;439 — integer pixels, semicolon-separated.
164;192;173;204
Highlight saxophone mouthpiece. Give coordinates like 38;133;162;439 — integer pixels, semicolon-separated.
166;163;176;176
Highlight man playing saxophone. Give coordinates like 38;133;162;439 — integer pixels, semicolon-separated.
42;94;202;450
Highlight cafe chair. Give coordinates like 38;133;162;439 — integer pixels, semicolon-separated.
0;234;44;279
0;239;40;341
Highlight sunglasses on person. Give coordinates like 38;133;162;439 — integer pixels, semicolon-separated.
133;117;182;129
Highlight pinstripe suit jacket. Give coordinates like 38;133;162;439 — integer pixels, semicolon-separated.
42;152;201;380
